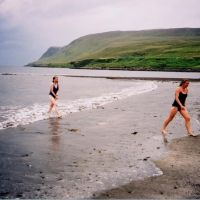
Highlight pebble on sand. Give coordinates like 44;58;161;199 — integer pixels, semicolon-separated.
131;131;138;135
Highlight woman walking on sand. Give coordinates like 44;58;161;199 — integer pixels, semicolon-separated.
48;76;61;118
161;79;196;142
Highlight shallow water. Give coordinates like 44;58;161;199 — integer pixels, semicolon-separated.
0;66;158;129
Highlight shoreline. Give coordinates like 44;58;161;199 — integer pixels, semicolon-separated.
26;65;200;73
1;73;200;82
62;75;200;82
0;81;200;198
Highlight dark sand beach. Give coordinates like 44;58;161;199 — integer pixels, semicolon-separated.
0;81;200;199
94;136;200;199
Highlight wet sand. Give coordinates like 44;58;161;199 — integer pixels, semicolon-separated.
94;136;200;199
0;81;200;199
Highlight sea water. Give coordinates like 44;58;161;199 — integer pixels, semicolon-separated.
0;66;159;129
1;66;200;130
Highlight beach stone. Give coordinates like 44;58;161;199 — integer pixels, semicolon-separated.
26;164;32;168
5;122;14;127
21;154;29;157
143;157;150;161
16;193;23;198
131;131;138;135
56;177;63;181
36;131;43;134
68;128;79;132
0;192;9;197
160;191;164;195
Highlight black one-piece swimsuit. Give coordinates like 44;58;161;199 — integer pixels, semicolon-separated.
49;84;59;99
172;92;187;111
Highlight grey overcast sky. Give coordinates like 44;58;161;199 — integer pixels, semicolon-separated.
0;0;200;66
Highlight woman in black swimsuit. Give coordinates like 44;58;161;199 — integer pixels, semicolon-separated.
48;76;61;118
161;79;195;142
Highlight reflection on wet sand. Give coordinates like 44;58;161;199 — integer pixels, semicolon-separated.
48;118;62;152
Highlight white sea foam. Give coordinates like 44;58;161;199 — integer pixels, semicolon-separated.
196;119;200;126
0;81;157;130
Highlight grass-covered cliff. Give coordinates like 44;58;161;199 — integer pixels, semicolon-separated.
28;28;200;71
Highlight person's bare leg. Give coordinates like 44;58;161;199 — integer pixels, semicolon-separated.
48;96;61;117
180;109;196;136
53;104;61;118
50;98;61;118
161;107;178;142
48;102;54;114
48;96;55;114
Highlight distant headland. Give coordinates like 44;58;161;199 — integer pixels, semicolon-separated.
27;28;200;72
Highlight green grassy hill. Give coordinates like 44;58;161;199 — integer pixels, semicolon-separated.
28;28;200;71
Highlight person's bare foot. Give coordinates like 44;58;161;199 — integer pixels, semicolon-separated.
188;133;197;137
161;129;168;143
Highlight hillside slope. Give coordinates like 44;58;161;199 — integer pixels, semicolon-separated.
28;28;200;71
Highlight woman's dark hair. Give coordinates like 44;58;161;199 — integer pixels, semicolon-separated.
52;76;57;82
179;79;189;86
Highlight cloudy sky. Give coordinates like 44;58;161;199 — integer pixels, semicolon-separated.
0;0;200;66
